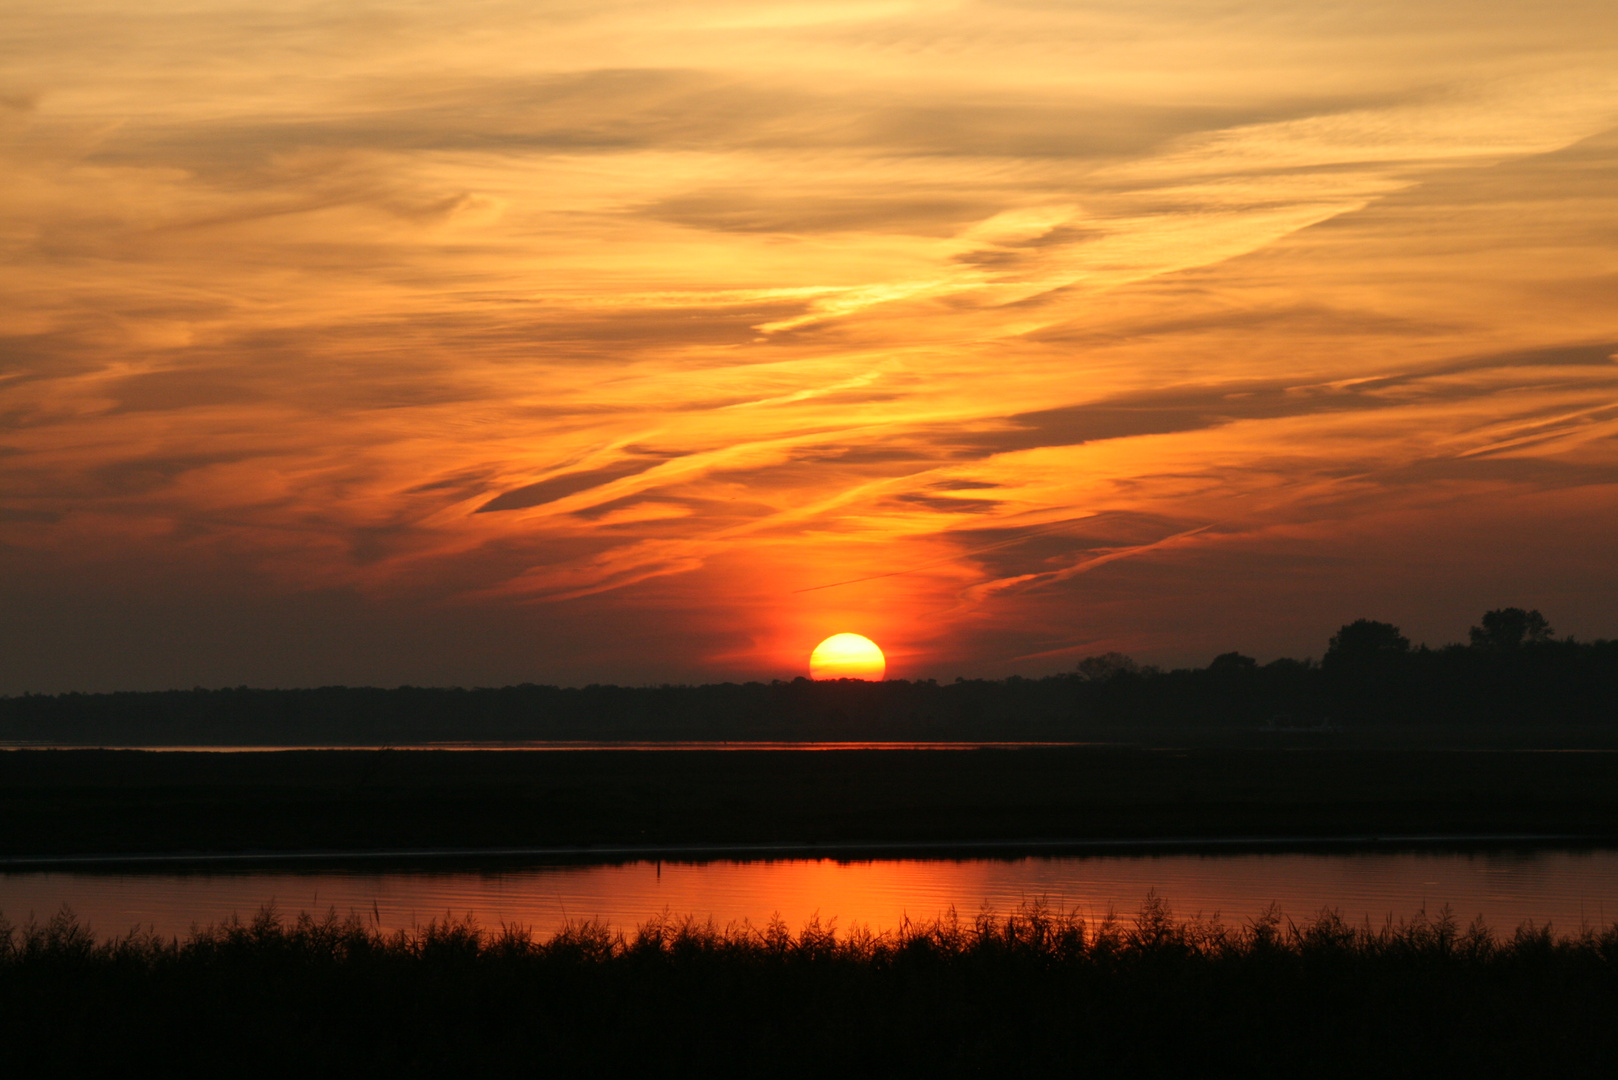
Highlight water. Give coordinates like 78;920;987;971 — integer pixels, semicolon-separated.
4;849;1616;940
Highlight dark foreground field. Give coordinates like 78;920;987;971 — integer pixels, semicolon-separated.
4;901;1616;1077
4;743;1618;859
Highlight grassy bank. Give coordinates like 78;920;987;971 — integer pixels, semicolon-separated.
4;746;1618;858
4;899;1616;1076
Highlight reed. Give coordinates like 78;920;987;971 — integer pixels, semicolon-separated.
4;897;1616;1076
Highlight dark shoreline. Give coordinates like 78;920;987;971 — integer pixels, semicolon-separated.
2;832;1610;870
7;744;1618;860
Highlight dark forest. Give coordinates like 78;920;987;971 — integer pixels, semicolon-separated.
5;609;1614;744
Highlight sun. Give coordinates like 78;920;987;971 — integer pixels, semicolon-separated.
809;633;886;680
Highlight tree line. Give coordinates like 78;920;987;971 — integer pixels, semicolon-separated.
2;609;1614;743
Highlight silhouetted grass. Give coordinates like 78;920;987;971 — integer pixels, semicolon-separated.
4;897;1618;1076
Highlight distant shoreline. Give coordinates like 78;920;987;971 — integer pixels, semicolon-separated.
2;832;1610;870
7;745;1617;861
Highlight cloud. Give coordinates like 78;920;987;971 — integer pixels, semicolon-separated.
109;368;270;413
946;513;1199;579
0;506;61;524
3;0;1618;689
790;446;943;465
890;492;1001;513
1380;456;1618;488
942;342;1618;457
930;479;998;491
645;191;996;236
88;452;259;498
85;69;1373;175
478;455;680;513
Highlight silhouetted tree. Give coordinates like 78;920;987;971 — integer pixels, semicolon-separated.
1318;620;1414;723
1075;653;1139;682
1469;608;1554;650
1323;620;1409;667
1207;652;1258;675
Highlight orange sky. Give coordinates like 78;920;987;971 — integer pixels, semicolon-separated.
3;1;1618;691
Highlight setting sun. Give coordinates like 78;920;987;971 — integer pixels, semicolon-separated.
810;634;886;681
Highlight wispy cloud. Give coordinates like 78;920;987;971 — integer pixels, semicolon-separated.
2;1;1617;689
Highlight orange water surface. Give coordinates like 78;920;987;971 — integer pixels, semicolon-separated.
5;851;1617;942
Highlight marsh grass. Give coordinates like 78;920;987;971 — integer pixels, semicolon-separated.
4;896;1617;1076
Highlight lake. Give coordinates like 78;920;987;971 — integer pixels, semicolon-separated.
5;847;1617;940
